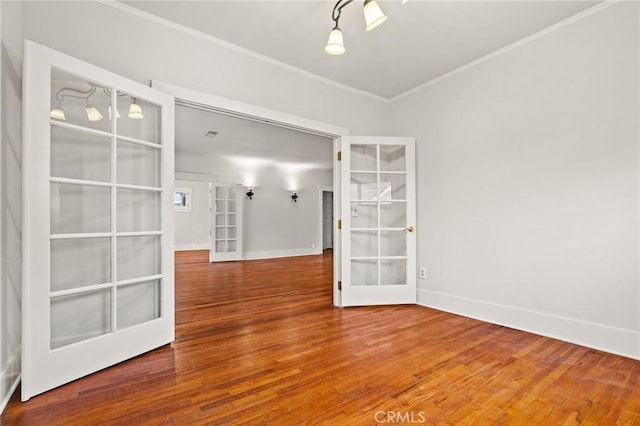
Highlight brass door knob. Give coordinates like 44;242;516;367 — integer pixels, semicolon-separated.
407;226;415;232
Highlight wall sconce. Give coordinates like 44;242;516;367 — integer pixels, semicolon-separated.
291;192;299;203
246;188;254;200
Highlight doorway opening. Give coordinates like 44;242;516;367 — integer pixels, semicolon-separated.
322;190;334;250
174;105;334;263
153;80;348;307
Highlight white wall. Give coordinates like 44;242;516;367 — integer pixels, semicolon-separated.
176;153;332;258
390;2;640;358
0;0;23;411
175;180;210;251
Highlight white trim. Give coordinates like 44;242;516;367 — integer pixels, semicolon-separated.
99;0;387;103
0;357;20;414
333;139;342;307
391;0;620;102
417;289;640;361
0;375;20;415
152;80;349;138
176;172;218;183
175;243;209;252
97;0;617;104
243;248;322;261
317;185;333;253
637;0;640;360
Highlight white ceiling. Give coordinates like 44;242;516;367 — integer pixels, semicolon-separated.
175;105;333;170
123;0;599;100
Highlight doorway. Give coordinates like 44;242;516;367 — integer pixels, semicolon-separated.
154;80;347;307
322;191;334;250
173;104;335;261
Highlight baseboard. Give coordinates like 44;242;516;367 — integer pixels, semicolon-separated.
0;352;21;413
417;288;640;360
243;248;322;260
175;243;209;251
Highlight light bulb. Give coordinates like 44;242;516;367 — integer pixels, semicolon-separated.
85;106;103;122
363;0;387;31
325;27;345;56
50;106;66;121
128;99;144;120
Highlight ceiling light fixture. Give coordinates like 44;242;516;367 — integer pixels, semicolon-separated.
325;0;388;55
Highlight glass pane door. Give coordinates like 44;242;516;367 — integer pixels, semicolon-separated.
210;184;243;262
340;137;416;306
22;41;175;401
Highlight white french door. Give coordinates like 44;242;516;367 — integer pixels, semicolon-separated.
210;184;243;262
339;136;416;306
22;41;175;400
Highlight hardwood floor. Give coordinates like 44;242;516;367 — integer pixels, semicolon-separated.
3;250;640;425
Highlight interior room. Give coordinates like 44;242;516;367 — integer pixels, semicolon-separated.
173;105;333;259
1;0;639;423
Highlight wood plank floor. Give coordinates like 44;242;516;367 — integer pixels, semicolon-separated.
3;250;640;425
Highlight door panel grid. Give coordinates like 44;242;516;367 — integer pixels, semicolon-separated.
48;70;164;345
210;185;243;262
22;41;175;400
340;136;416;306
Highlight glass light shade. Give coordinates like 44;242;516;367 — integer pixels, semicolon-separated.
325;28;345;56
364;0;388;31
50;107;66;121
128;101;144;120
85;106;104;122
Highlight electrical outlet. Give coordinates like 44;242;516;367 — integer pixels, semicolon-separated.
312;243;316;249
419;267;426;279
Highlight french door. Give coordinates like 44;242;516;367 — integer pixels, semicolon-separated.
210;184;243;262
22;41;175;400
339;136;416;306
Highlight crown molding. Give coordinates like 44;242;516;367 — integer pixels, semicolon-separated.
99;0;620;105
390;0;620;103
99;0;389;104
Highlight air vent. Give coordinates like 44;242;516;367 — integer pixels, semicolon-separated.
204;130;219;138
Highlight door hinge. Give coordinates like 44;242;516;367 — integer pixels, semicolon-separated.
338;281;342;291
337;151;341;161
337;220;342;230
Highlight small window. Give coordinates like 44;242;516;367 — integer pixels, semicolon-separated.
174;188;192;212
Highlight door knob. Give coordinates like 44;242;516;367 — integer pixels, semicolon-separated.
407;226;415;232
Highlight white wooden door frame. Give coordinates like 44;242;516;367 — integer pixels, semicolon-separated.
151;80;348;307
